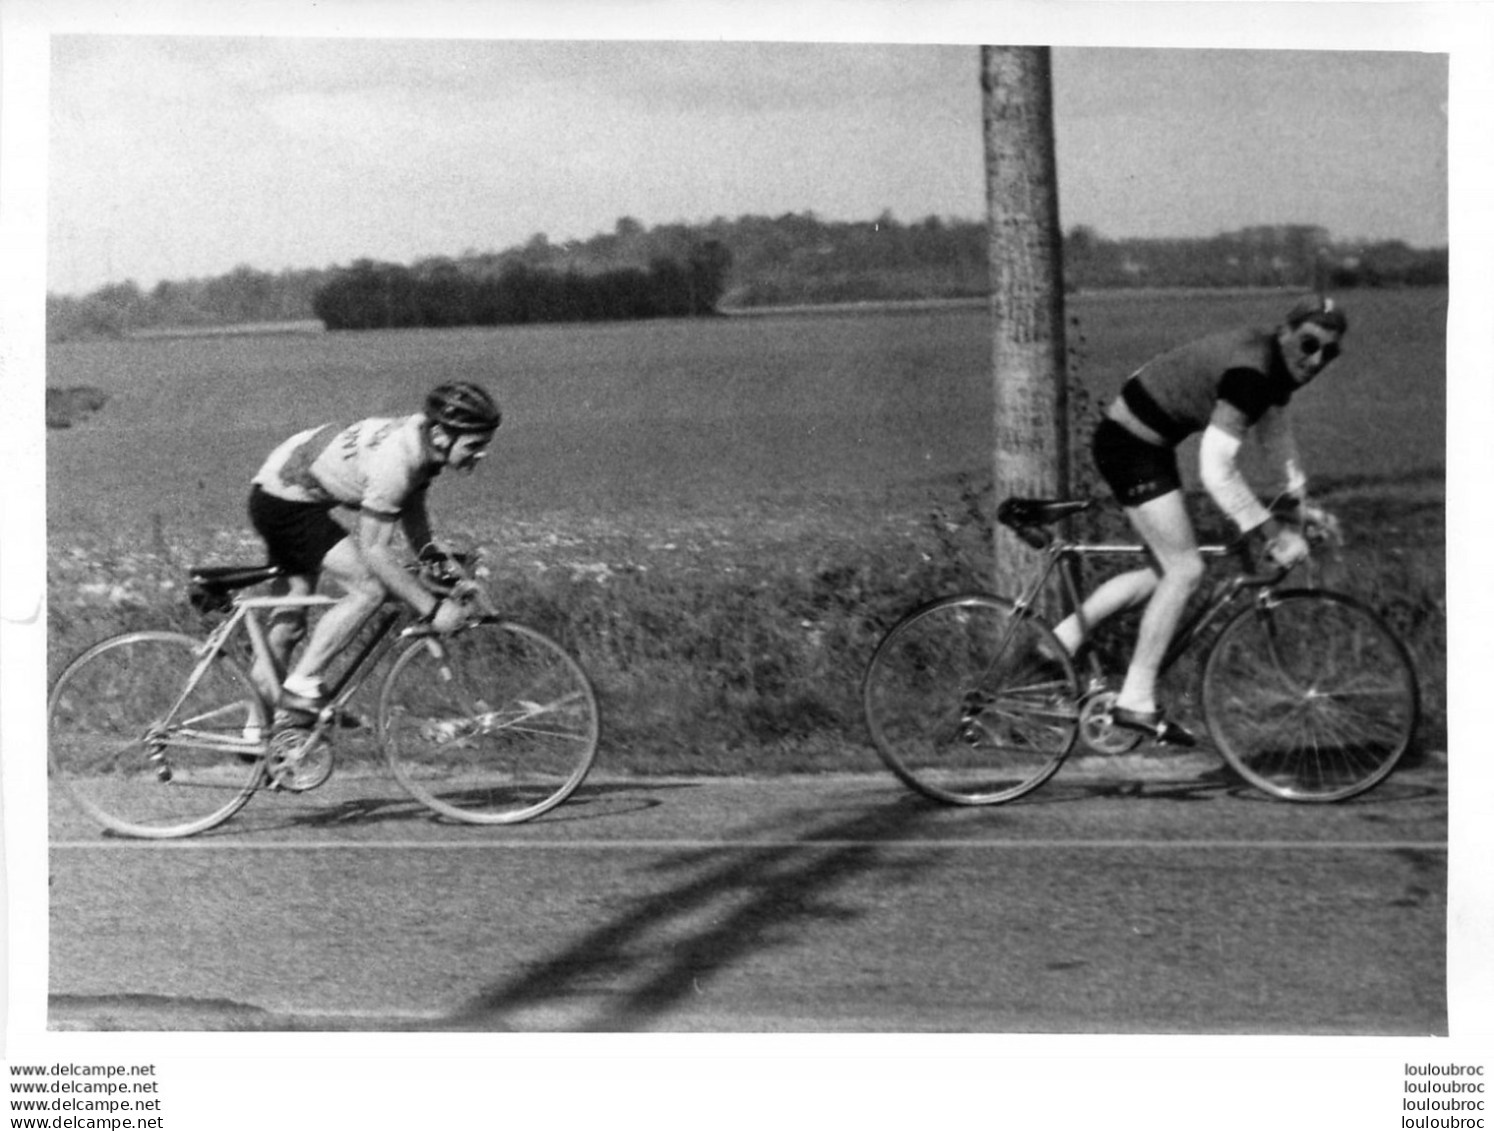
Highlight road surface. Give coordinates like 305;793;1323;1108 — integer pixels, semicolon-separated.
49;757;1447;1033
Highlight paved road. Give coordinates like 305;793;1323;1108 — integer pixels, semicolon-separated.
48;758;1448;1033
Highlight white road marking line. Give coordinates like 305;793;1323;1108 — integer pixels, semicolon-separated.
50;838;1447;851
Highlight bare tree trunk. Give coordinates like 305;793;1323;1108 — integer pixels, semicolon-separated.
982;46;1069;595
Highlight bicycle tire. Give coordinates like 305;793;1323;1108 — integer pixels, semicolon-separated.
1201;589;1420;802
862;594;1080;805
378;622;600;824
48;632;269;838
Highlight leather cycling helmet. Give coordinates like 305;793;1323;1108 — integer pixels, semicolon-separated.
1284;294;1348;335
425;382;502;434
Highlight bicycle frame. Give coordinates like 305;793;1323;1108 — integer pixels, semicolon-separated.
188;590;421;745
1004;534;1285;687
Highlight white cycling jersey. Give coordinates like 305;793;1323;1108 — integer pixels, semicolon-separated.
252;413;439;518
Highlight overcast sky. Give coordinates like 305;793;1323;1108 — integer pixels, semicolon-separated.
44;35;1447;296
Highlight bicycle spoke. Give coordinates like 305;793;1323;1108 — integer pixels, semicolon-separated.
68;737;155;778
863;595;1079;805
1202;592;1418;801
379;623;600;823
49;634;268;837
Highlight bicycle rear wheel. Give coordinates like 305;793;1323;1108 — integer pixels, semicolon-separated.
48;632;268;838
1202;589;1419;801
862;594;1080;805
379;622;600;824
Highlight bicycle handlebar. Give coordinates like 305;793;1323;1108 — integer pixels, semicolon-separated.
414;555;470;593
1227;515;1341;587
411;545;499;621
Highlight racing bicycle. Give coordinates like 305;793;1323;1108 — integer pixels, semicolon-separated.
861;496;1419;805
48;549;600;838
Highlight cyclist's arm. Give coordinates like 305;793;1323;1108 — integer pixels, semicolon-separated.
399;486;436;559
1202;401;1309;566
356;509;440;618
1200;401;1275;535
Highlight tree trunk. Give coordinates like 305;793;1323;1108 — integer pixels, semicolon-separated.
982;46;1069;596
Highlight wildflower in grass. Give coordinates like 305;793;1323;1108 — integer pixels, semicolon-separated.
567;561;616;583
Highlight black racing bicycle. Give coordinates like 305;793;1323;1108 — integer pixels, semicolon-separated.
862;497;1419;805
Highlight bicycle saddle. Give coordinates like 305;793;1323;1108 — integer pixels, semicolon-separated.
187;564;283;612
996;497;1093;529
189;563;283;588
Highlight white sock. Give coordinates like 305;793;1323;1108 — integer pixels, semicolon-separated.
1051;620;1081;656
281;675;324;699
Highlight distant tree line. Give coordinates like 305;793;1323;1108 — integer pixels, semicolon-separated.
1062;223;1449;291
311;243;732;331
47;265;327;342
46;212;1448;341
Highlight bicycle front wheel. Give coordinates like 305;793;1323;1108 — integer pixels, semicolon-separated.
862;594;1079;805
379;622;600;824
48;632;269;838
1202;590;1420;801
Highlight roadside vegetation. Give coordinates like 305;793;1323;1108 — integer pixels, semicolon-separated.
45;471;1446;777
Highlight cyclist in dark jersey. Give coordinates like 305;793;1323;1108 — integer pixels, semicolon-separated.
246;382;502;726
1050;295;1348;744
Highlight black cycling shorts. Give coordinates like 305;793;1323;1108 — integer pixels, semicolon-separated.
1091;418;1182;508
248;485;349;576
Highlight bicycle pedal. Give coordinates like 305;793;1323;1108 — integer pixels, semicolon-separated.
1109;706;1198;748
272;708;318;732
265;728;334;792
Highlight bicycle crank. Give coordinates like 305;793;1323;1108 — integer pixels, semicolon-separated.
266;727;335;792
1079;689;1143;755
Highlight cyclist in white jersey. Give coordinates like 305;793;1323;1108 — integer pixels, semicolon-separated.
247;382;502;724
1049;295;1347;745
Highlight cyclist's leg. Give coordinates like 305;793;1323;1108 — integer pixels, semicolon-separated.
248;573;315;705
249;487;367;705
282;535;385;700
1052;416;1170;656
248;488;324;704
1052;568;1157;655
1115;489;1204;714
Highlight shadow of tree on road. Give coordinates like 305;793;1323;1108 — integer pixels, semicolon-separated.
440;798;952;1032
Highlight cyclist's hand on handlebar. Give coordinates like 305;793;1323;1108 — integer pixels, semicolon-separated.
1297;501;1342;545
427;597;469;634
1270;495;1341;545
1265;526;1310;568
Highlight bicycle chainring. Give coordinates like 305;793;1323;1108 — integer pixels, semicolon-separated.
266;727;335;792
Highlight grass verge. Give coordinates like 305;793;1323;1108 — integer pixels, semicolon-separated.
46;474;1446;775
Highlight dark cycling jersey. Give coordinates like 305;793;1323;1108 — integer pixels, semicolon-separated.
1121;326;1297;447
